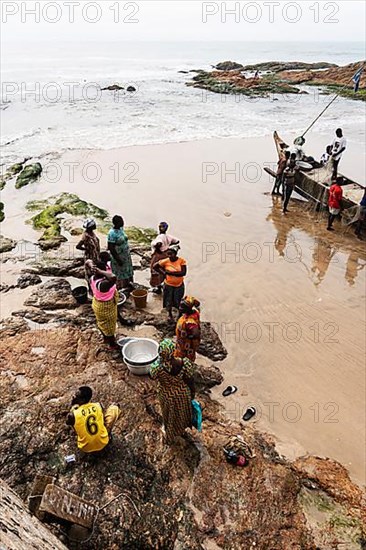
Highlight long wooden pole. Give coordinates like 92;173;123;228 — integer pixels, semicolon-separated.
301;62;365;139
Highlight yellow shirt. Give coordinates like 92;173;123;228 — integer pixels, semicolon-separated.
72;402;109;452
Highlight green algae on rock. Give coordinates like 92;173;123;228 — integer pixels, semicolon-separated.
0;160;30;190
26;193;109;250
187;70;302;97
125;226;157;246
98;221;157;245
15;163;43;189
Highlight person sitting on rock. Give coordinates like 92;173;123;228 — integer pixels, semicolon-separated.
66;386;120;453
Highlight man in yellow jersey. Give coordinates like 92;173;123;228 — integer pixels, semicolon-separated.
66;387;120;453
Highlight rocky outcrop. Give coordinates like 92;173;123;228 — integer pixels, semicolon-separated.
25;256;85;278
127;86;136;92
0;326;364;549
193;363;224;391
0;235;17;253
15;162;42;189
0;479;67;550
0;159;30;190
17;273;42;289
0;201;5;223
187;60;364;100
101;84;124;91
278;61;366;101
215;61;244;71
26;193;109;250
24;278;76;310
242;61;337;73
0;316;30;338
187;69;302;97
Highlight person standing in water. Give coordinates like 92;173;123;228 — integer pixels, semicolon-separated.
150;222;179;294
327;177;343;231
331;128;347;179
283;153;299;214
107;215;134;290
272;150;290;196
355;189;366;239
153;244;187;320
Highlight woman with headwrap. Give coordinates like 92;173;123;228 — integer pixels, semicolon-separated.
76;218;100;264
150;222;179;293
107;215;134;290
153;244;187;320
175;296;201;362
150;339;195;443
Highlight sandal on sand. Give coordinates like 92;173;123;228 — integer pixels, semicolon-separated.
243;407;256;421
222;386;238;397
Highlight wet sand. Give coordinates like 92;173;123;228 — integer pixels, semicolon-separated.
1;135;365;484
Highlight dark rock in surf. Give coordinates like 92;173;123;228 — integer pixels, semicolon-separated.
215;61;244;71
101;84;124;91
15;163;42;189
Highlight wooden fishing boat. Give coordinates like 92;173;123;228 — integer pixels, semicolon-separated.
264;131;364;223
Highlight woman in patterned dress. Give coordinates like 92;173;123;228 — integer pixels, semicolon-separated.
107;215;134;290
150;339;195;443
76;219;100;263
86;258;119;349
175;296;201;362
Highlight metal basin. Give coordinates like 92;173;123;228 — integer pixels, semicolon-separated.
122;338;158;367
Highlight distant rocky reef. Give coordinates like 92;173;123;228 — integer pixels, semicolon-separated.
186;60;365;101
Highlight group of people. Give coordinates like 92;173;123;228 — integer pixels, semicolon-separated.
69;218;202;450
271;128;360;230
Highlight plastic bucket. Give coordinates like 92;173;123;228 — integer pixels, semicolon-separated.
131;289;148;309
72;286;88;305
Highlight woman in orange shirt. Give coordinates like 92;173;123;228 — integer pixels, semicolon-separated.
153;244;187;320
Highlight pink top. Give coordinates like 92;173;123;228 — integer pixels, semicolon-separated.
90;277;116;302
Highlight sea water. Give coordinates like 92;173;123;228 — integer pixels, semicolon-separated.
1;40;365;165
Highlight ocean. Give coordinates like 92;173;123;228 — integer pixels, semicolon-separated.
1;40;365;166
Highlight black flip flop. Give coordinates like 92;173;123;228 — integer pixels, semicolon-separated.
243;407;256;421
222;386;238;397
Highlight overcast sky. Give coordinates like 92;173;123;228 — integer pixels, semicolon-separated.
1;0;366;42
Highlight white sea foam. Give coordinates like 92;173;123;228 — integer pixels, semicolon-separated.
1;41;365;166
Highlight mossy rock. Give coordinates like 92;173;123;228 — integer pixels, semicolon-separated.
9;163;25;176
0;202;4;223
26;193;109;249
125;226;157;246
15;163;43;189
0;160;29;190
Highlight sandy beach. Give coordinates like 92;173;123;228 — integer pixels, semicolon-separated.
1;134;365;485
